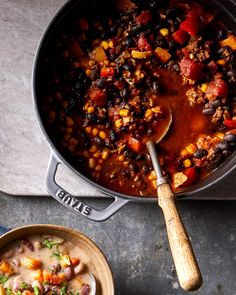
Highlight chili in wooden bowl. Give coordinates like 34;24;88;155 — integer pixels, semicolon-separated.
37;0;236;198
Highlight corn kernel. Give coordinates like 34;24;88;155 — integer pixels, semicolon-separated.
89;158;96;169
83;151;89;158
180;149;189;157
152;180;157;189
99;130;107;139
183;159;192;168
217;59;226;65
101;41;109;50
93;152;100;158
102;150;109;160
95;164;102;171
108;40;114;48
85;69;91;76
200;83;208;93
87;106;95;113
115;119;123;128
89;60;95;67
66;116;74;127
84;103;89;111
85;126;92;134
92;128;99;136
215;132;224;139
152;106;161;114
119;109;129;117
103;60;109;66
160;28;169;37
148;170;157;181
89;145;97;153
118;155;125;161
145;109;153;120
186;143;197;154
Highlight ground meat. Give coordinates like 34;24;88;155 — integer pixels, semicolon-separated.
186;87;204;105
186;37;213;62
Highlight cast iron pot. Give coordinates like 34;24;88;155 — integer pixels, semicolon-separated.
33;0;236;221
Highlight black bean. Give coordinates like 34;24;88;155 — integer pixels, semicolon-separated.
147;128;153;135
90;65;100;80
224;134;236;143
217;29;227;40
95;78;107;88
124;150;135;159
123;63;134;72
193;149;207;159
215;140;230;151
202;108;215;115
222;149;232;157
120;88;129;99
166;7;182;17
129;163;138;172
152;81;160;94
94;136;104;147
142;164;150;174
125;37;136;48
136;154;144;160
209;99;221;108
120;126;128;133
110;130;116;141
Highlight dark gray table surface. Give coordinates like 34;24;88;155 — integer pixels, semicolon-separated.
1;0;236;294
0;194;236;294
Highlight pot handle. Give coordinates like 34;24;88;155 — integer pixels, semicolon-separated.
46;153;129;221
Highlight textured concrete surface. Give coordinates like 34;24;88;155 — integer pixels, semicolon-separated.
0;193;236;294
1;0;236;294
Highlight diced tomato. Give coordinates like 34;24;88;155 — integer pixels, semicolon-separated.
180;16;203;36
127;137;143;153
179;57;205;80
181;47;189;57
136;10;152;26
71;257;80;266
224;119;236;129
172;29;190;44
89;87;107;107
100;67;114;78
180;5;214;36
183;167;198;186
207;61;218;73
137;34;151;51
205;79;228;98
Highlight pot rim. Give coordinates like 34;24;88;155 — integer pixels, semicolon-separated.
32;0;236;203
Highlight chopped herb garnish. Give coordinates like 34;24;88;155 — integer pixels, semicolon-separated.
60;284;67;295
16;291;22;295
20;282;30;290
33;286;39;295
0;276;9;284
51;250;61;260
42;239;54;249
5;288;12;295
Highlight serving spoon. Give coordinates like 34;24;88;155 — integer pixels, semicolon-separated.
89;272;96;295
146;103;203;291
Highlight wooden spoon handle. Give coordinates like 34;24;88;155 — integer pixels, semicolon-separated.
157;182;203;291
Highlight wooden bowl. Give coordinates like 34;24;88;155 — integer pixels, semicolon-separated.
0;224;114;295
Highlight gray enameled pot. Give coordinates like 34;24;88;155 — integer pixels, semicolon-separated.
32;0;236;221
